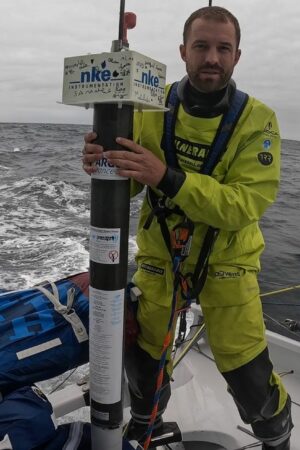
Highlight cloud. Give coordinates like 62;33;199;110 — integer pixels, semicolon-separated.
0;0;299;140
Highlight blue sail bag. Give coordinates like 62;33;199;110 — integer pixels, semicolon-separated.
0;273;89;394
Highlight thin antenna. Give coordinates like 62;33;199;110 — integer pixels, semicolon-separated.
209;0;213;5
113;0;136;51
119;0;126;42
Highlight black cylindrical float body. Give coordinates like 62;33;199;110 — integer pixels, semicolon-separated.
89;103;133;429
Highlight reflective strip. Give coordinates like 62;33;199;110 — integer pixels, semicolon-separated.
16;338;62;360
130;409;165;425
261;430;291;447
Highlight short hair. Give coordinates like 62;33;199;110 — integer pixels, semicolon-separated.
183;6;241;48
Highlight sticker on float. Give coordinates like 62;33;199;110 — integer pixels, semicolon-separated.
89;286;125;404
90;226;121;264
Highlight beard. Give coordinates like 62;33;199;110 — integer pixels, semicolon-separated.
186;63;233;93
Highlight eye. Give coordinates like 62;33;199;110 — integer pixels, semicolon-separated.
219;45;231;53
194;43;207;50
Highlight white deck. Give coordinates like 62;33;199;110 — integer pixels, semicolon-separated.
158;327;300;449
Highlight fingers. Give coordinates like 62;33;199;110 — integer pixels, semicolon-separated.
103;137;146;162
82;143;103;163
81;134;143;176
84;131;97;144
82;133;104;174
103;138;166;186
82;163;97;175
116;137;144;153
84;142;103;157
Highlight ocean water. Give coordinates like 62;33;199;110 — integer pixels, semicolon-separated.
0;122;299;342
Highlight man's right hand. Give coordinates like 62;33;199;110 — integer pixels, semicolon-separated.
82;132;103;175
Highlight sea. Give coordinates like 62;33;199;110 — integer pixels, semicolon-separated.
0;122;299;346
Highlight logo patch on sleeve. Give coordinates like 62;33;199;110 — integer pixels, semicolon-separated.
257;152;273;166
140;263;165;276
263;139;272;150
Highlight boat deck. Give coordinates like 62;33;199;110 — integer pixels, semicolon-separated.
51;309;300;449
151;328;300;450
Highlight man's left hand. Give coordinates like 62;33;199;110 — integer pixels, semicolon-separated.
104;137;166;187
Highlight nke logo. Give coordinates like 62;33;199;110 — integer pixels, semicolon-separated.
140;70;159;87
80;60;119;83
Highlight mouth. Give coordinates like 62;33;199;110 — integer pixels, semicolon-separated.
200;66;223;76
200;70;221;75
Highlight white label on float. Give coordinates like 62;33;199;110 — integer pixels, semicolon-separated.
91;157;127;181
90;226;120;264
89;287;124;404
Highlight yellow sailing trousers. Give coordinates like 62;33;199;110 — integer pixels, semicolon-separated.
133;257;287;416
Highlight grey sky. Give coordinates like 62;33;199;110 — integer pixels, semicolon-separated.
1;0;299;140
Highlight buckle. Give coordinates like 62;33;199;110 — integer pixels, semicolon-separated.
171;219;194;258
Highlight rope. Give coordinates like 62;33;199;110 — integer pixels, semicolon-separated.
142;256;185;450
47;367;78;395
261;284;300;297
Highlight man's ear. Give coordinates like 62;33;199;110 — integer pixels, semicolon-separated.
179;44;186;62
234;48;241;66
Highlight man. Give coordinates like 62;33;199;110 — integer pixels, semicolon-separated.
82;6;293;449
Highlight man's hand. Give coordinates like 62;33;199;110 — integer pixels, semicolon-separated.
82;134;166;188
82;132;104;175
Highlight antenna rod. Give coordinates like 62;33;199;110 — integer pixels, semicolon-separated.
119;0;126;42
209;0;213;5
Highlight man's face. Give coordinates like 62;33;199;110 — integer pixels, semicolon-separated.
180;17;241;93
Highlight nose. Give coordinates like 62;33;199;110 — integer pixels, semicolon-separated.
204;46;220;65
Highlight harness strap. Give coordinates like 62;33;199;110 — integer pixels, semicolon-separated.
188;226;219;298
35;283;88;344
201;89;249;176
144;190;185;255
162;81;180;169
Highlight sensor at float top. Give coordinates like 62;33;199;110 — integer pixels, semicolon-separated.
62;50;166;110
